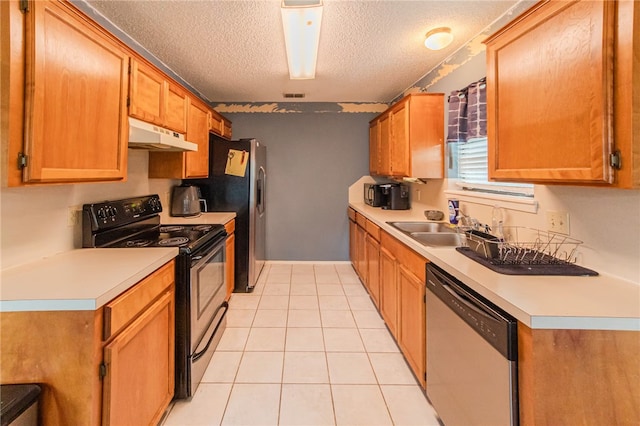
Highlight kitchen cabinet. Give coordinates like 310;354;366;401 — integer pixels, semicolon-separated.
379;243;398;337
225;219;236;300
148;96;211;179
369;121;381;175
210;110;233;140
397;264;426;388
365;220;381;307
102;261;175;425
355;214;368;285
129;57;188;133
369;93;444;178
518;323;639;425
485;0;639;188
11;0;129;184
380;230;427;388
0;260;175;426
348;208;357;267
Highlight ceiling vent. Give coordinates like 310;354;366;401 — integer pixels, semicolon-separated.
283;93;306;99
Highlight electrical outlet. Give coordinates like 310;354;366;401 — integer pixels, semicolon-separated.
546;210;570;234
415;189;421;201
67;206;82;227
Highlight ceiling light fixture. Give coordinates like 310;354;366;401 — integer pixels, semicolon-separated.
281;0;323;80
424;27;453;50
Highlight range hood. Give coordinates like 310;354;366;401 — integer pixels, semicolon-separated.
128;117;198;152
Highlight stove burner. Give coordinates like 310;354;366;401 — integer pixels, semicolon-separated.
159;237;190;247
125;239;153;247
193;225;213;232
160;225;185;232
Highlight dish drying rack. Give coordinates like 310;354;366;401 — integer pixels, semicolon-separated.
460;226;583;265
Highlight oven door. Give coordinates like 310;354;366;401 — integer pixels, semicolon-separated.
188;236;228;397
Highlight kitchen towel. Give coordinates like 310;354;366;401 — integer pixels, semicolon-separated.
446;89;468;143
466;78;487;140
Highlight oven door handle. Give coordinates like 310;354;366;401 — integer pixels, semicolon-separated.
192;301;229;362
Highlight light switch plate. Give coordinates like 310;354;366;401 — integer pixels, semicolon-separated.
546;210;570;235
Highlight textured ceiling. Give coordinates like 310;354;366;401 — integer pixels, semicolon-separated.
84;0;521;103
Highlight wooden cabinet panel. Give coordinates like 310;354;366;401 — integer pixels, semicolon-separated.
164;82;188;133
102;289;175;426
518;323;640;425
184;98;210;178
129;57;188;134
369;94;444;178
398;264;426;388
355;222;368;285
210;111;223;135
369;121;380;175
379;244;398;337
485;0;622;185
378;114;391;175
366;233;380;307
390;100;410;177
348;209;357;268
222;118;233;140
129;57;164;125
23;0;128;183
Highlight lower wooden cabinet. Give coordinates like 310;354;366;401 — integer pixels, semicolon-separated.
0;260;176;426
366;232;381;307
225;219;236;300
397;264;426;388
379;244;399;337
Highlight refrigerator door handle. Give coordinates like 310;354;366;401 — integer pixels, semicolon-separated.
257;166;266;215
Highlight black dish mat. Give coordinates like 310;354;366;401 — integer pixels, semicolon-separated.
456;247;599;276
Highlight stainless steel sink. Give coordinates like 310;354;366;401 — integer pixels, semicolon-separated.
409;232;463;247
387;221;456;234
386;221;462;247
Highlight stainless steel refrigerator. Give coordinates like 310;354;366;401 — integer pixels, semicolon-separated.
189;137;266;292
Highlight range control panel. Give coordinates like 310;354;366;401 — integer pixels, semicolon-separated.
82;194;162;231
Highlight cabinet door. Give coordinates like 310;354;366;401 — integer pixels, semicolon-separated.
222;118;233;140
184;98;210;178
349;218;357;267
369;121;380;175
129;57;164;126
486;0;616;184
210;111;223;136
102;289;175;426
355;224;368;286
379;245;398;337
164;82;188;133
398;263;426;388
390;100;410;177
366;234;381;308
23;0;128;183
379;114;391;175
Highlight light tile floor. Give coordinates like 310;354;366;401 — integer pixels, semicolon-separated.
162;262;441;426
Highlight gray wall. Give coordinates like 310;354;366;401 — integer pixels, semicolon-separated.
226;112;374;261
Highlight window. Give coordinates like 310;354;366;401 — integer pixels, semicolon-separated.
457;137;533;197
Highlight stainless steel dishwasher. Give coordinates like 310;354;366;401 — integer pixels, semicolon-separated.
426;264;518;426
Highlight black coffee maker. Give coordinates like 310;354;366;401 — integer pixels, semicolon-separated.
379;183;410;210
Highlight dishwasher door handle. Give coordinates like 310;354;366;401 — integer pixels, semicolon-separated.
441;282;498;323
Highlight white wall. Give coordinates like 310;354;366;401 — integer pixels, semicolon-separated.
0;150;178;269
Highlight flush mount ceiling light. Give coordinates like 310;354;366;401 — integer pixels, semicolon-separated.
424;27;453;50
281;0;323;80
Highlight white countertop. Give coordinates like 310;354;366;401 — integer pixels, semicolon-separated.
160;211;236;225
350;202;640;331
0;248;178;312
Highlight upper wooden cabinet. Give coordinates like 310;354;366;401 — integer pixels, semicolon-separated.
129;57;188;133
485;0;639;188
369;93;444;179
19;0;129;184
148;96;211;179
209;110;233;140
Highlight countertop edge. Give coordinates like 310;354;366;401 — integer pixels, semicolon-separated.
349;202;640;331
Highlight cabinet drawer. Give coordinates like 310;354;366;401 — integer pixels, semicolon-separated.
356;212;367;228
224;219;235;235
366;219;381;241
381;231;427;281
104;261;175;341
347;207;356;222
